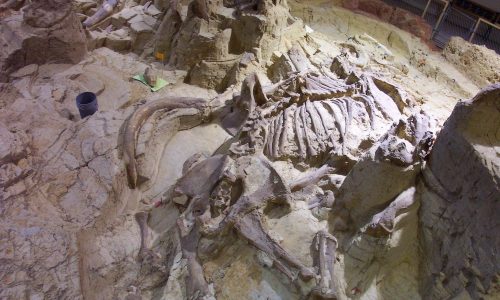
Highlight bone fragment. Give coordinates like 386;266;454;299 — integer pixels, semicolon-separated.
290;164;335;192
82;0;118;28
300;104;317;157
135;212;150;262
235;211;315;281
311;231;338;299
294;104;307;159
273;112;284;158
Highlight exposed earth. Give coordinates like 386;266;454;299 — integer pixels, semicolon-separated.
0;0;499;299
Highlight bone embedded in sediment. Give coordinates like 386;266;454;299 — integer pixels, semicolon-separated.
365;187;417;237
288;44;312;73
272;112;284;158
300;103;318;157
305;100;327;143
294;103;307;160
314;230;338;298
366;76;401;122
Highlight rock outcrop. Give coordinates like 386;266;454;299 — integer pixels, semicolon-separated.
443;37;500;88
342;0;432;41
0;0;87;82
419;84;500;299
153;0;306;91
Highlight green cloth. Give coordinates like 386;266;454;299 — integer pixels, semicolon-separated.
132;74;169;92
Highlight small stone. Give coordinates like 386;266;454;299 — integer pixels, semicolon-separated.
105;29;132;51
121;7;138;20
52;87;66;103
130;21;153;34
173;194;188;206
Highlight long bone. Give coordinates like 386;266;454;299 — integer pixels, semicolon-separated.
310;231;338;299
198;156;315;280
365;187;417;237
235;210;315;281
290;164;335;192
135;212;150;262
294;103;307;159
82;0;118;28
300;104;318;157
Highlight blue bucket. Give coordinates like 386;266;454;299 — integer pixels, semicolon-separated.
76;92;98;118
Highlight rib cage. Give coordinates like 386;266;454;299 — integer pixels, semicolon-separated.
231;65;403;162
262;97;370;160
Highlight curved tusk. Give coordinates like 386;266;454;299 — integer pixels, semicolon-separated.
123;97;208;188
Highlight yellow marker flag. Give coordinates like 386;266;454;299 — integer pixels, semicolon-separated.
155;52;165;61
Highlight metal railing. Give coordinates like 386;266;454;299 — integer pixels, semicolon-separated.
381;0;500;54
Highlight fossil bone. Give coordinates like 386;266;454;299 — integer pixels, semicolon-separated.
82;0;118;28
123;97;208;188
365;187;417;237
124;49;415;298
310;230;338;299
290;164;335;192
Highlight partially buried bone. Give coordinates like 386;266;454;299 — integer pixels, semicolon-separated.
82;0;118;28
124;53;418;297
365;187;417;237
220;73;264;135
123;97;208;188
236;210;315;280
290;164;335;192
149;154;317;286
134;211;161;264
310;230;338;299
124;72;271;189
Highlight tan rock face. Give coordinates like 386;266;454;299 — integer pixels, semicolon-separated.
341;0;432;41
420;84;500;299
443;37;500;88
0;2;87;82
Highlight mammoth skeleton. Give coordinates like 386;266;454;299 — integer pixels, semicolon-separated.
123;50;419;299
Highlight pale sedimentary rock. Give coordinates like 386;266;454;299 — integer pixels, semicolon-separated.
0;0;87;81
125;37;428;298
419;84;500;299
1;0;498;299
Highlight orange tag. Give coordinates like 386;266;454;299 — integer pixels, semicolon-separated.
155;52;165;61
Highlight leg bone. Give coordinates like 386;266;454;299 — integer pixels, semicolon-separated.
235;211;315;281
